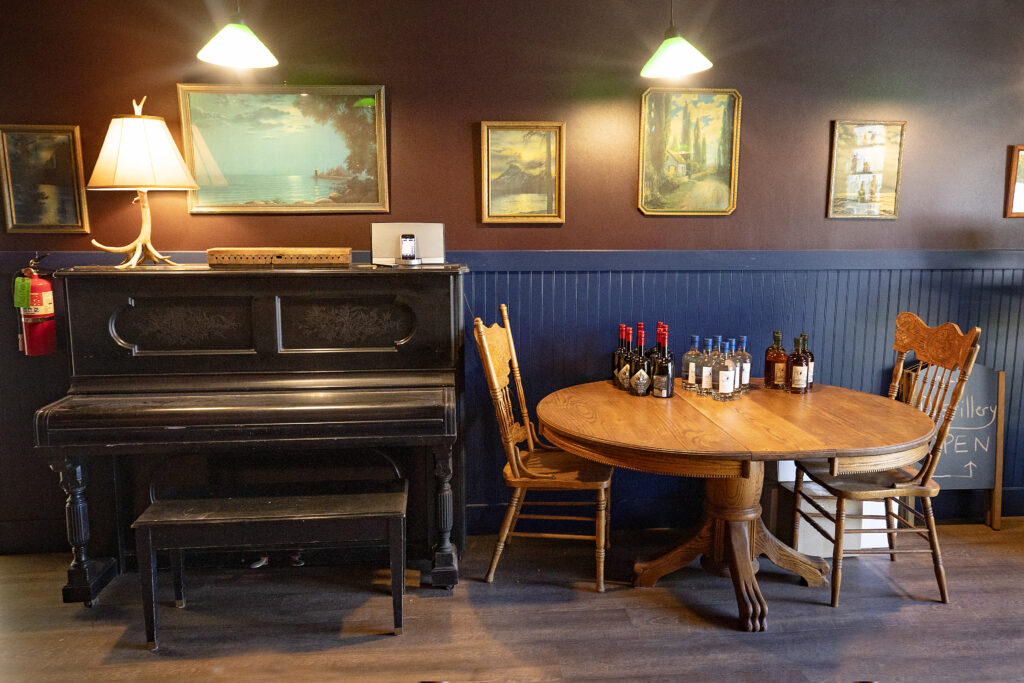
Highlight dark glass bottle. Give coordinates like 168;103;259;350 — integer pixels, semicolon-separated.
651;325;675;398
629;326;652;396
800;332;815;390
615;326;633;390
785;336;809;394
612;324;626;381
765;330;787;389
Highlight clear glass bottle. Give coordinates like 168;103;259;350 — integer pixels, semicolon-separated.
712;340;737;401
765;330;787;390
681;334;701;391
651;325;675;398
615;326;633;390
734;335;753;393
800;332;815;390
696;337;715;396
629;326;652;396
711;334;723;359
785;336;809;394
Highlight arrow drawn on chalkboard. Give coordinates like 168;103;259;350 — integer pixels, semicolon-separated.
935;460;977;479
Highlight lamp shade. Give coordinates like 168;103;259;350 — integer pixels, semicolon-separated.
197;22;278;68
87;114;197;190
641;32;713;78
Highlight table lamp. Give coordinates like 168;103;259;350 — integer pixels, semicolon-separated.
87;97;198;268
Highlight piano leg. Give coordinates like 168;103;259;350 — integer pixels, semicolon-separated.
431;446;459;589
56;457;118;606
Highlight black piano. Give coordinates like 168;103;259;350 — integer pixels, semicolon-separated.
34;264;466;604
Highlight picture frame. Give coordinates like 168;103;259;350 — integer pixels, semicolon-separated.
827;120;905;219
0;124;89;233
638;88;741;216
480;121;565;223
1004;145;1024;217
177;84;389;214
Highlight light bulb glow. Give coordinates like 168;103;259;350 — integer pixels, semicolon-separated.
641;35;712;79
197;22;278;68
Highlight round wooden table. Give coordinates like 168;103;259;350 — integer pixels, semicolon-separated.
536;379;937;631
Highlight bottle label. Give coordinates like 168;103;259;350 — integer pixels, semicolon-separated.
631;368;651;394
773;362;786;385
791;365;808;388
741;361;751;385
718;370;735;394
617;364;631;389
652;375;670;396
687;362;696;384
701;366;712;389
808;361;815;384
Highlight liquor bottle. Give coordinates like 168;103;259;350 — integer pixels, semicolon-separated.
612;324;626;381
696;337;715;396
629;326;652;396
616;326;633;390
651;326;674;398
800;332;815;390
711;334;723;358
765;330;787;389
681;334;701;391
712;341;736;401
648;322;665;363
786;336;810;394
734;335;753;393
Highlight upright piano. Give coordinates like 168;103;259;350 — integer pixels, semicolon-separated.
34;264;466;604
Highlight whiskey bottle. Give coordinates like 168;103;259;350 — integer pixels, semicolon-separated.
765;330;787;390
651;326;675;398
681;334;701;391
800;332;815;389
629;326;652;396
615;326;633;390
612;324;626;381
785;336;809;394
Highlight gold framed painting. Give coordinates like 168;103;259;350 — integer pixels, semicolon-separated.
638;88;741;216
827;120;905;219
0;124;89;233
178;83;389;214
1004;145;1024;217
480;121;565;223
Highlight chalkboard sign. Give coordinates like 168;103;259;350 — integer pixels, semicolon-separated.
932;364;1003;491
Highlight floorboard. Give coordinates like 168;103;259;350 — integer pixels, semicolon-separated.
0;520;1021;682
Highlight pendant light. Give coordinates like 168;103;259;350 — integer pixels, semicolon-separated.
198;0;278;69
641;0;712;79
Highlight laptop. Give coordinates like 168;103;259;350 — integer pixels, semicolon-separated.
371;223;446;266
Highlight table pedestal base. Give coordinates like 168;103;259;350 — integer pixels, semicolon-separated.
632;462;829;632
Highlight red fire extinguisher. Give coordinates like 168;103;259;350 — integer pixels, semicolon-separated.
13;257;56;356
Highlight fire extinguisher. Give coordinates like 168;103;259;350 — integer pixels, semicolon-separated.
13;254;56;356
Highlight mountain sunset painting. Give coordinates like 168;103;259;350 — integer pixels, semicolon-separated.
482;122;565;223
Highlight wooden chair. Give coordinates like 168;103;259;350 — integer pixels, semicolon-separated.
792;312;981;606
474;304;613;592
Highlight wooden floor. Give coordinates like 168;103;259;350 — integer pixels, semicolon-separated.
1;520;1022;682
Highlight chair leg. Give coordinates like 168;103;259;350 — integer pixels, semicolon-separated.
171;549;186;608
486;487;524;583
884;498;897;562
831;497;846;608
792;468;804;549
604;494;611;549
389;515;405;634
595;489;607;593
136;527;159;650
922;497;949;604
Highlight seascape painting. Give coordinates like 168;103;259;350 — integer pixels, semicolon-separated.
827;120;905;219
1;125;89;233
178;84;388;213
639;88;741;216
481;121;564;223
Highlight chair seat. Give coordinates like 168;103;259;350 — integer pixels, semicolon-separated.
503;448;613;490
798;461;939;500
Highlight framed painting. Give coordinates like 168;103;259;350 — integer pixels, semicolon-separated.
480;121;565;223
1004;145;1024;217
827;120;905;219
638;88;741;216
177;84;389;214
0;124;89;233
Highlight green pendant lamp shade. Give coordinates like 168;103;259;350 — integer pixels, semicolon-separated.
641;2;712;79
198;2;277;69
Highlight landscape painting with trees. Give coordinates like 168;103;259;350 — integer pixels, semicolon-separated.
639;88;741;215
481;121;565;223
178;84;388;213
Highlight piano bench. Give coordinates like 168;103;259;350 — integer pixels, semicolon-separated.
131;483;407;651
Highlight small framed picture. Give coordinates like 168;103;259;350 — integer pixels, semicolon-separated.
827;120;906;219
0;124;89;233
480;121;565;223
1004;145;1024;217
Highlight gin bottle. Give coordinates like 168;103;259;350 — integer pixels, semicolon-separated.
681;334;701;391
734;336;752;393
696;337;715;396
712;341;737;401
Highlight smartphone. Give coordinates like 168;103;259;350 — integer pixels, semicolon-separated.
400;234;417;260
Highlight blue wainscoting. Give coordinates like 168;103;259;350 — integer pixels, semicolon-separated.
452;250;1024;533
